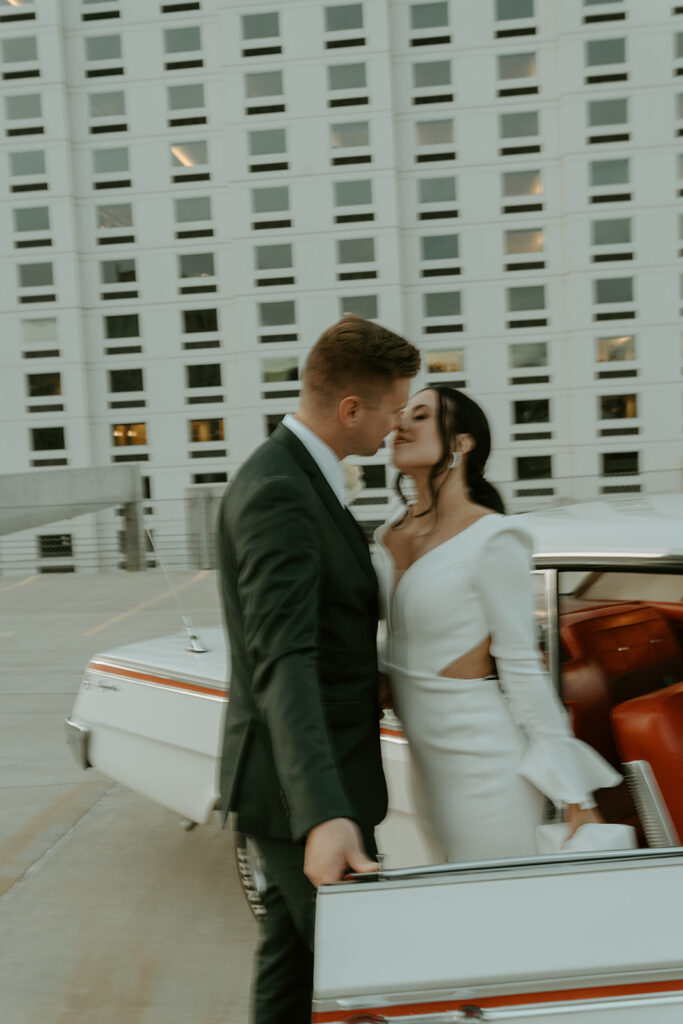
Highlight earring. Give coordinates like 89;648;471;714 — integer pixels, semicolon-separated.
448;450;462;470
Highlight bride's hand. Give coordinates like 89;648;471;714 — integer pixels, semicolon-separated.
564;803;604;839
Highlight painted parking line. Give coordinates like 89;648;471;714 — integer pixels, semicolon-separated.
82;570;209;637
0;575;38;593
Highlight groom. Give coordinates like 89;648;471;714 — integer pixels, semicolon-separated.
217;315;420;1023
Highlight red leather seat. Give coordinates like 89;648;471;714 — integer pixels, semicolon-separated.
611;682;683;841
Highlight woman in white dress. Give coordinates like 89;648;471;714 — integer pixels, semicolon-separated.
374;385;621;862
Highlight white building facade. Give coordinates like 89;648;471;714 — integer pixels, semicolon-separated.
1;0;682;574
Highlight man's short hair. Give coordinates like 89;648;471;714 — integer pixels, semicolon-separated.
302;315;420;407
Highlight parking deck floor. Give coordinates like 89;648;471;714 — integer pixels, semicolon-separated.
0;569;256;1024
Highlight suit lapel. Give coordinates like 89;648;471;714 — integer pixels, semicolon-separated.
271;424;376;585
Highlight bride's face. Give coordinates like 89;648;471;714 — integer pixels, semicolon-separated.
391;389;443;472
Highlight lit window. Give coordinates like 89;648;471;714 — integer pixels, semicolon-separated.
328;63;367;90
590;158;628;186
516;455;551;480
595;335;635;362
330;121;369;147
97;203;132;229
496;0;534;20
13;206;49;232
261;356;298;382
251;186;289;213
337;237;375;262
509;341;547;367
175;196;211;222
502;169;542;196
258;300;296;326
109;368;144;392
593;277;633;303
334;179;372;205
179;253;214;278
507;285;545;311
426;348;463;372
248;128;286;156
1;36;38;63
186;364;221;388
31;426;65;451
497;53;536;79
500;111;539;138
325;4;363;31
100;258;136;284
599;394;637;419
88;91;125;118
412;61;451;88
170;141;207;167
255;244;293;270
340;295;377;318
588;98;627;127
585;38;625;65
22;318;56;344
421;234;458;259
602;451;638;475
514;399;549;423
5;94;41;120
591;218;630;245
164;27;201;53
423;291;460;316
9;150;45;176
418;176;456;202
112;422;147;446
92;147;129;174
18;262;53;287
167;83;204;110
416;119;453;145
189;418;223;442
242;12;280;39
411;3;449;30
27;372;61;397
105;313;139;338
505;228;544;254
84;36;122;62
183;308;217;332
246;70;283;98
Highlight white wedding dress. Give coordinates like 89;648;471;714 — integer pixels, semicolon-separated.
374;508;621;863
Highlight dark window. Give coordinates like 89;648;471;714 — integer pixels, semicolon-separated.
602;451;639;475
38;534;73;558
183;308;218;332
192;472;227;484
514;399;549;423
31;426;65;450
515;454;551;479
189;418;224;442
361;464;386;488
26;372;61;397
265;412;284;435
101;258;136;283
105;313;139;338
186;363;221;388
109;368;143;392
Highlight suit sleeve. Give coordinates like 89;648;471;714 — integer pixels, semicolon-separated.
226;474;354;841
477;524;621;807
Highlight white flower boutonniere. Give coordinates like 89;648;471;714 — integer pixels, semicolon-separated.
342;462;365;503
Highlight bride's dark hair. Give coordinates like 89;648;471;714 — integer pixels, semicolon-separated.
396;385;506;517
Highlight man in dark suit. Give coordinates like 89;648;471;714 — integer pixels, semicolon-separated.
217;315;420;1023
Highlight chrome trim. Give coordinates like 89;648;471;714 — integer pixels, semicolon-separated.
625;760;680;847
542;568;560;693
89;664;228;703
478;991;683;1019
533;553;683;571
64;718;91;770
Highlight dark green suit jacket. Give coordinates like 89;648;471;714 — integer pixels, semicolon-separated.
217;423;388;843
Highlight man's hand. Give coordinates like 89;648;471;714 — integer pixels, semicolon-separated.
304;817;378;888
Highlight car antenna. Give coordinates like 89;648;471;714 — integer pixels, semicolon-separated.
145;527;207;653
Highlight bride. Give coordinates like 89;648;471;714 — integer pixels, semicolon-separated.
374;385;621;862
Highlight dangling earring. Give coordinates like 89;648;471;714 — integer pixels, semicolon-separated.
448;450;462;470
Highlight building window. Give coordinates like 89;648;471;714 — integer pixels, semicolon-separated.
412;60;451;88
164;26;201;54
500;111;539;138
340;294;377;318
423;291;460;316
425;348;463;373
328;62;366;90
602;451;638;475
96;203;132;229
591;218;631;246
590;158;629;187
109;368;143;392
593;277;633;303
21;317;56;344
242;12;280;39
13;206;49;232
507;284;545;311
189;418;224;442
175;196;211;222
334;179;372;206
27;372;61;397
93;146;129;174
509;341;547;367
497;52;536;79
586;38;625;66
410;3;449;30
18;261;53;287
2;35;38;63
251;186;289;214
421;234;459;260
255;243;293;271
588;98;628;128
183;308;218;333
505;228;543;254
599;394;637;419
5;93;41;120
112;422;146;446
186;364;221;388
258;300;296;326
416;118;453;146
167;83;204;111
418;176;456;203
246;69;283;98
325;4;364;31
596;334;635;362
9;149;45;176
337;237;375;263
38;534;73;558
514;398;549;423
84;35;122;61
261;356;298;382
89;90;125;118
105;313;139;338
249;127;287;156
496;0;534;18
516;455;551;480
170;141;207;168
503;169;542;197
31;426;65;450
179;253;214;278
330;120;369;148
100;258;135;283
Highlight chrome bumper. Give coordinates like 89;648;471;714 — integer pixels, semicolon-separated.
64;718;91;770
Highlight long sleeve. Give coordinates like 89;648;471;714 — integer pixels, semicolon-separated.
476;523;622;807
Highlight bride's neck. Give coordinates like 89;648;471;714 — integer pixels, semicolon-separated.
408;468;470;518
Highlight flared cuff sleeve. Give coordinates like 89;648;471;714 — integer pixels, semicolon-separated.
518;732;622;807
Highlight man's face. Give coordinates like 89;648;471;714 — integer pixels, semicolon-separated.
351;377;411;456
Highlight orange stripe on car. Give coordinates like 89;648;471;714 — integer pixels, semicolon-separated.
88;661;227;699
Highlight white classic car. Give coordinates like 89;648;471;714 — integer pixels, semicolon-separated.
66;496;683;1022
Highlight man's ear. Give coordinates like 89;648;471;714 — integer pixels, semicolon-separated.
339;395;362;429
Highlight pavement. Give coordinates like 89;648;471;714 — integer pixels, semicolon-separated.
0;569;256;1024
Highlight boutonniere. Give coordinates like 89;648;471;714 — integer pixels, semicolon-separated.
342;462;365;503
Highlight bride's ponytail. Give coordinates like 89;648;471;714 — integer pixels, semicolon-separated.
467;466;506;514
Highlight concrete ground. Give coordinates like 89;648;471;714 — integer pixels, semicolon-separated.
0;569;257;1024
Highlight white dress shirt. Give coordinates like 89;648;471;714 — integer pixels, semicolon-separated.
282;413;346;506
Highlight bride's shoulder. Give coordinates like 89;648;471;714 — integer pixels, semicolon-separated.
478;512;533;551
